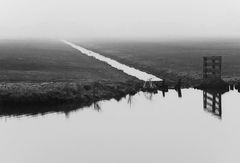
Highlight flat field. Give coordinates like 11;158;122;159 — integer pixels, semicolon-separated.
0;39;135;82
76;39;240;85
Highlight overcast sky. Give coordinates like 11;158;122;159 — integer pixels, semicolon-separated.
0;0;239;40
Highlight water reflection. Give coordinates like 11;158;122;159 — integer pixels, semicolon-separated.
127;95;133;107
93;102;101;112
2;88;240;163
176;88;182;98
143;92;154;101
0;88;233;119
203;90;222;119
0;101;94;118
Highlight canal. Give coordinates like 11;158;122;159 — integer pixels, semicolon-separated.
1;89;240;163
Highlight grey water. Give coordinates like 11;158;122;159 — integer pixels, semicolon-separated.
1;89;240;163
62;40;161;81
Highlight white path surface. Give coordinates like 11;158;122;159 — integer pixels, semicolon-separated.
63;40;162;81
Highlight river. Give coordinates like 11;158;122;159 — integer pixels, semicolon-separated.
1;88;240;163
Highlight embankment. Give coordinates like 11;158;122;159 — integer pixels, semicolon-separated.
0;81;144;105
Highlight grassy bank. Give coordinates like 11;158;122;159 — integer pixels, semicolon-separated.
75;39;240;87
0;80;144;117
0;81;143;105
0;39;135;82
0;39;145;116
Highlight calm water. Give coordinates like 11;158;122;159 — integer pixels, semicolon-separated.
63;40;161;81
1;89;240;163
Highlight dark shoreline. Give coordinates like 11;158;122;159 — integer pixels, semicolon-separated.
0;79;179;117
0;78;235;118
0;80;143;117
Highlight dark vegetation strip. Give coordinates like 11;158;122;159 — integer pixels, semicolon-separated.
0;40;150;116
0;80;170;117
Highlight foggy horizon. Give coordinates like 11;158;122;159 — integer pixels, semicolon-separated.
1;0;240;40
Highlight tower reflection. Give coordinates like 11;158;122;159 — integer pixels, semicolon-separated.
203;90;222;119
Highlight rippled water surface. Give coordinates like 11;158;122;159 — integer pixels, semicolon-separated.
1;89;240;163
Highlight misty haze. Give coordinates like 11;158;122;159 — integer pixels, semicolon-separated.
1;0;240;163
